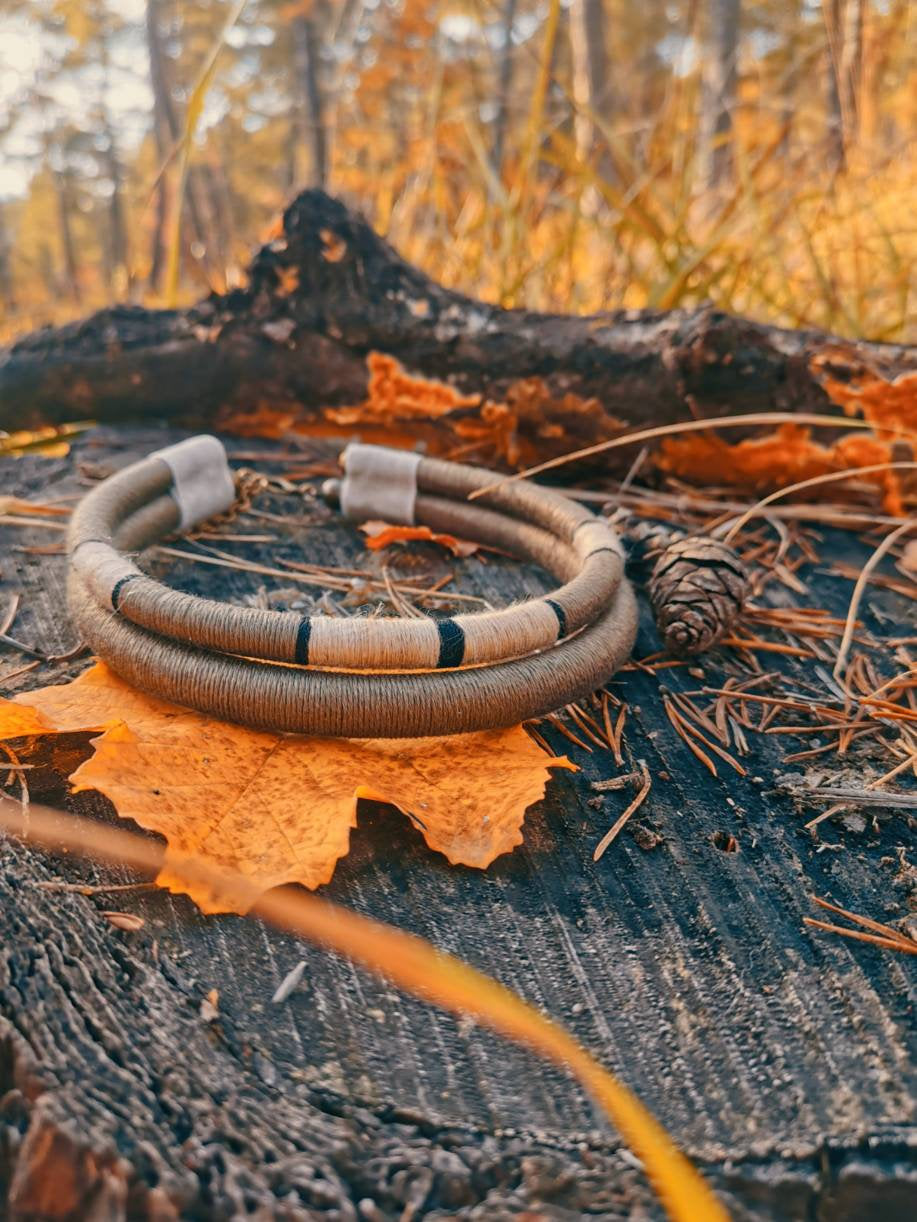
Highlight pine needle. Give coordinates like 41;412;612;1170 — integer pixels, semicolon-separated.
722;462;917;542
834;520;916;683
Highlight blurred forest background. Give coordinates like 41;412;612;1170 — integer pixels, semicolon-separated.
0;0;914;345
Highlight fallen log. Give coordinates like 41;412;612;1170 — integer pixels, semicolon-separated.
2;189;915;468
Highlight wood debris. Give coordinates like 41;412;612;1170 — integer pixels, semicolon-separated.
593;762;652;861
101;910;145;932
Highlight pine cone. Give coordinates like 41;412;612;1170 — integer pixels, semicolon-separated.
648;536;749;656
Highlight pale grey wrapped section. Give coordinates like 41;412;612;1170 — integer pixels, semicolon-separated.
153;435;236;531
339;442;421;525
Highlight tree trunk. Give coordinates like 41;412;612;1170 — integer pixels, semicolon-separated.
37;242;55;300
198;159;233;284
777;0;801;159
1;189;914;464
100;124;130;294
839;0;865;147
824;0;846;169
569;0;614;177
92;0;130;296
293;15;329;188
148;157;169;295
145;0;172;292
52;165;81;305
144;0;223;288
491;0;518;176
701;0;741;188
861;0;905;149
0;201;14;311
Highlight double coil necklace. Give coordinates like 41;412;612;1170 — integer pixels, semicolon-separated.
67;436;637;737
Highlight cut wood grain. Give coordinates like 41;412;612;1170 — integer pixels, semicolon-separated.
1;429;916;1220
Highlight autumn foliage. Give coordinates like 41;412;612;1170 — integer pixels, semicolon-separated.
0;663;573;914
1;0;914;348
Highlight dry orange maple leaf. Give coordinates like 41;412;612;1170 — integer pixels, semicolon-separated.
0;663;573;914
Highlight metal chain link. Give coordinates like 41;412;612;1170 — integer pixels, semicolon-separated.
187;467;270;536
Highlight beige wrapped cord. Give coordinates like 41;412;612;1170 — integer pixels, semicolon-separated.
69;439;630;672
66;437;638;736
68;571;637;736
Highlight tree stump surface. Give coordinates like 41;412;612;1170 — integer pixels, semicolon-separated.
0;427;915;1221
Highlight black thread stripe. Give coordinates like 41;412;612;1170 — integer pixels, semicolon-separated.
545;598;568;639
110;573;140;611
294;617;312;665
436;618;466;668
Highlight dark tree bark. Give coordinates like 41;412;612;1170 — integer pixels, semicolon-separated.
1;189;915;464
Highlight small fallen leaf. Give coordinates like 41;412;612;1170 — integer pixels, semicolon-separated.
261;318;296;344
1;663;573;914
320;227;347;262
361;519;480;557
900;538;917;575
214;400;300;438
0;427;76;458
275;265;300;295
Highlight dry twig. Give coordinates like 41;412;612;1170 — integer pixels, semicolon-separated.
594;763;652;861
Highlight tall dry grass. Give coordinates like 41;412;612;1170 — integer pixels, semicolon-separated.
364;120;915;343
2;5;915;346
